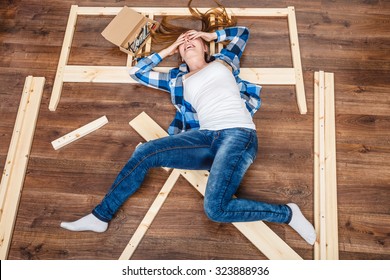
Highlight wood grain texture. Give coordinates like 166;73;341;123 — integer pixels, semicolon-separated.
0;76;45;259
0;0;389;259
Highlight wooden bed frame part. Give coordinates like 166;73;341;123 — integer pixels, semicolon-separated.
49;5;307;114
314;71;339;260
0;77;45;259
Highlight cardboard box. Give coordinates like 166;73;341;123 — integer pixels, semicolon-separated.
101;7;158;55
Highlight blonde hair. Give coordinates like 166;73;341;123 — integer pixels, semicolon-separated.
138;0;236;57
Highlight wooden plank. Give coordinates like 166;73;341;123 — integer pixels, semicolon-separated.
49;4;78;111
129;111;302;260
313;71;320;260
119;169;181;260
63;65;297;85
287;6;307;114
318;71;327;260
51;116;108;150
129;112;168;141
144;14;154;54
314;71;339;260
240;68;296;85
126;54;133;68
0;76;33;213
76;7;289;17
76;6;122;16
0;76;45;259
324;72;339;260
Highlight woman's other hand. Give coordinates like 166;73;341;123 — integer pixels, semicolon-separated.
186;30;217;42
158;33;186;58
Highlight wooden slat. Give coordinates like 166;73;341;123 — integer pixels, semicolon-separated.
0;76;33;213
126;54;133;68
51;116;108;150
63;65;297;85
76;7;289;17
318;70;327;260
287;6;307;114
0;76;45;259
129;111;302;260
313;71;320;260
144;14;154;54
48;4;78;111
240;68;296;85
314;71;339;260
129;112;168;140
119;169;181;260
324;72;339;259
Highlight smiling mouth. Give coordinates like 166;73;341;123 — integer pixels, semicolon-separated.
185;44;195;51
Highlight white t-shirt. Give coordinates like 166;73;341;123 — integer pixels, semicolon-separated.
183;62;255;131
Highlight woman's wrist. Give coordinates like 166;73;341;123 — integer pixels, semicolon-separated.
210;31;218;41
158;48;169;59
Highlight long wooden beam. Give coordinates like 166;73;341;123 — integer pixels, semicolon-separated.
313;71;320;260
76;7;290;17
63;65;296;85
0;76;45;259
318;71;327;260
49;5;78;111
287;7;307;114
127;111;302;260
324;72;339;259
313;71;339;260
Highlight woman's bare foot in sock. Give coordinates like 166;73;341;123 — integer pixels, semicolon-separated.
61;213;108;233
287;203;316;245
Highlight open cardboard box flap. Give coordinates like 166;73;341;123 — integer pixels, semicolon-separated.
101;6;158;55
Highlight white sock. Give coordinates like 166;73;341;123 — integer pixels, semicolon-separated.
287;203;317;245
60;213;108;233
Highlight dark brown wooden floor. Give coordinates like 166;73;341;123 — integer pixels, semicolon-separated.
0;0;389;260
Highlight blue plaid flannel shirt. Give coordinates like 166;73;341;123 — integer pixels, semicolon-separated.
129;26;262;135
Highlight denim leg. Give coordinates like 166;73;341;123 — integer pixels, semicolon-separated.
93;130;215;222
204;128;291;224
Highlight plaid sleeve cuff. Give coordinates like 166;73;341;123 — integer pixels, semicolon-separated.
216;29;226;43
150;52;163;65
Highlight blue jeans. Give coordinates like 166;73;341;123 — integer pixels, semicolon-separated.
93;128;292;224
